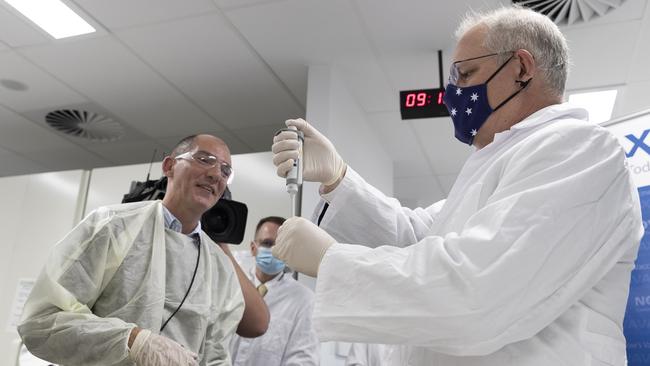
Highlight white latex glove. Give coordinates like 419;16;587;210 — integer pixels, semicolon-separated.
273;217;336;277
272;118;346;186
129;329;199;366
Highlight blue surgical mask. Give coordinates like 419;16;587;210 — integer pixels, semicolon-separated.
256;247;285;275
443;55;530;145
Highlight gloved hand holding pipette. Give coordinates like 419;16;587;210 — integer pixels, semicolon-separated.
272;119;346;188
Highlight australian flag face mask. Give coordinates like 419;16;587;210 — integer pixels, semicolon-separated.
443;54;530;145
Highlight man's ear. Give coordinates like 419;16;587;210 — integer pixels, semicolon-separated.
514;48;535;82
250;241;256;257
162;156;175;178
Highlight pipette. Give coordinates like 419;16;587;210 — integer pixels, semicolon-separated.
284;126;304;217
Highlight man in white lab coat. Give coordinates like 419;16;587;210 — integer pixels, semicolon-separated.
345;343;407;366
270;6;643;366
230;216;320;366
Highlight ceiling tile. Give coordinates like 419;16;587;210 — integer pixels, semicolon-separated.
230;123;285;152
353;0;500;54
83;139;170;166
215;0;289;10
0;105;80;153
116;13;304;130
75;0;218;30
0;4;49;48
0;52;87;112
626;0;650;83
19;36;226;139
382;52;450;94
225;0;371;63
224;0;375;110
0;146;45;177
156;129;253;156
20;146;111;171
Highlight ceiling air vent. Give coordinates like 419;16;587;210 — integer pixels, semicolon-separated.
45;109;124;142
512;0;628;25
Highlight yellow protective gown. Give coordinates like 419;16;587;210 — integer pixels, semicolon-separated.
313;104;643;366
18;200;244;365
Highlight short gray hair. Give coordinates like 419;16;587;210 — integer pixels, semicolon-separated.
171;135;197;157
455;6;570;97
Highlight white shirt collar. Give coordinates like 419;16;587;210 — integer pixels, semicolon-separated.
249;265;285;288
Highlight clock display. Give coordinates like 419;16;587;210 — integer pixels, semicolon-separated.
399;88;450;119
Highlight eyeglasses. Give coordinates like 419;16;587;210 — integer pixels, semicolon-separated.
448;51;514;85
175;151;234;184
255;239;275;248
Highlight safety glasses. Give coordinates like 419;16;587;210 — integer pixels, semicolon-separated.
175;151;234;185
448;51;514;85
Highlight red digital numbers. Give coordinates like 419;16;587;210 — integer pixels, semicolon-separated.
437;91;444;105
405;92;429;108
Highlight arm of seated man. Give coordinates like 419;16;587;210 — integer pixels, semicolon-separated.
218;243;270;337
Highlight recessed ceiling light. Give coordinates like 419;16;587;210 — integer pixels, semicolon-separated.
4;0;95;39
0;79;28;91
568;89;618;124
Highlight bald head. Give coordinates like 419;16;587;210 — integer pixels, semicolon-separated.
171;134;229;158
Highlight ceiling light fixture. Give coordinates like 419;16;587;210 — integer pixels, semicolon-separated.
4;0;95;39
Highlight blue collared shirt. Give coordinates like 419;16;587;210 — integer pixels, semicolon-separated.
162;205;202;236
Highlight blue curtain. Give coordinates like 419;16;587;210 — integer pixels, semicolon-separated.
625;185;650;365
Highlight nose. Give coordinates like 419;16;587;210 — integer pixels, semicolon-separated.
204;166;221;182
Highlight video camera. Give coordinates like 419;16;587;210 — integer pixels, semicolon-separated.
122;177;248;244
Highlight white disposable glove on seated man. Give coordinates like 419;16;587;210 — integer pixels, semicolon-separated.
272;118;346;186
129;329;199;366
273;217;336;277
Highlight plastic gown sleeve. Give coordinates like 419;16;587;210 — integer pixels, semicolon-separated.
17;205;156;365
202;248;246;365
313;128;643;356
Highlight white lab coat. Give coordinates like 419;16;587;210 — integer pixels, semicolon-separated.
18;201;244;365
345;343;408;366
230;268;320;366
313;103;643;366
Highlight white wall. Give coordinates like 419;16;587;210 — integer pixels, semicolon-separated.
303;65;394;366
84;162;164;215
302;65;394;218
229;152;293;249
0;170;85;366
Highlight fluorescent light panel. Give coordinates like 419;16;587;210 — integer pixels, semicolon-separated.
568;89;618;124
5;0;95;39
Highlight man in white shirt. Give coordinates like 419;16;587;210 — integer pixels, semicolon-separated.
270;6;643;366
231;216;320;366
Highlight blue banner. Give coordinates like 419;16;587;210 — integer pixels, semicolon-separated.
625;185;650;365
